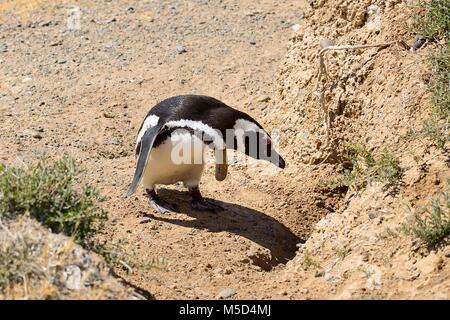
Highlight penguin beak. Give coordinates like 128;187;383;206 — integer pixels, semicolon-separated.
269;150;286;169
275;156;286;169
278;156;286;169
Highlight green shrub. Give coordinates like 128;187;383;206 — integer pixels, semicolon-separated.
429;44;450;119
411;0;449;149
412;0;450;40
0;157;107;244
321;144;403;191
410;116;449;149
302;251;320;270
410;191;450;247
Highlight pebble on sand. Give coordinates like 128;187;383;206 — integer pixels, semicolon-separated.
256;95;271;103
218;288;236;299
291;24;300;32
176;44;187;54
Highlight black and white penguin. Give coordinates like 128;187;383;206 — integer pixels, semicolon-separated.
126;94;286;213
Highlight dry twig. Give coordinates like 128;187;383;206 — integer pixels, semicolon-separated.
314;41;398;146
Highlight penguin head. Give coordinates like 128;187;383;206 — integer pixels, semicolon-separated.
232;118;286;169
242;130;286;169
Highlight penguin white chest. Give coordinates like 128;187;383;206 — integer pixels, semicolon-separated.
141;131;205;189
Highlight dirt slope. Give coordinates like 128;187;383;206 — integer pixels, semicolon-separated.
0;215;140;300
1;0;316;299
1;0;448;299
259;0;450;299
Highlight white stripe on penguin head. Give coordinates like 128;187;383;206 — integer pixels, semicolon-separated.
136;115;160;145
233;118;270;151
233;118;260;132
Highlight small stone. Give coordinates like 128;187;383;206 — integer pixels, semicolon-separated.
41;21;52;27
192;67;202;74
324;272;334;282
239;255;250;263
368;211;378;219
33;133;43;139
299;288;309;294
50;40;63;47
218;288;236;299
246;250;258;258
362;253;370;262
249;38;256;45
291;24;300;32
445;251;450;258
362;252;369;262
315;270;325;277
176;44;187;54
411;239;420;251
256;95;271;103
410;35;426;52
64;265;82;290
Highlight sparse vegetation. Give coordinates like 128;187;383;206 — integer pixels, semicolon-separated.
333;246;351;260
408;190;450;247
410;116;449;149
376;227;400;241
302;251;320;270
0;235;36;293
0;217;135;300
94;238;134;271
411;0;449;149
412;0;450;40
321;144;403;191
95;238;169;273
0;157;107;245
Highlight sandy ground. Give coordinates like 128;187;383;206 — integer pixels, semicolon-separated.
0;0;326;299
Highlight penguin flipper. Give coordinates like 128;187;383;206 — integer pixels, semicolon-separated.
125;124;166;197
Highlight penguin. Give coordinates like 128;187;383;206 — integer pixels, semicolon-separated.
126;94;286;213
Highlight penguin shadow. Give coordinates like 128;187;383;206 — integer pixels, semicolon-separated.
140;188;302;270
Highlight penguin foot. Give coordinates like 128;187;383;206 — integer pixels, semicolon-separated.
191;199;224;212
147;189;177;214
150;199;177;214
188;186;223;212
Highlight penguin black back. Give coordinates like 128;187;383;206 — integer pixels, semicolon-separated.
139;95;261;137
